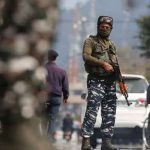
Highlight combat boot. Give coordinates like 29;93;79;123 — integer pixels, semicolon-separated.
81;137;93;150
101;138;117;150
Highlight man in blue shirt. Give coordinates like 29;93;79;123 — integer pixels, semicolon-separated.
45;50;69;142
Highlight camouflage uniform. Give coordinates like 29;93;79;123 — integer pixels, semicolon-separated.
81;16;119;150
81;35;117;139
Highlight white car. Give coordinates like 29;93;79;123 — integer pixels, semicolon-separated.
81;74;150;148
115;74;149;128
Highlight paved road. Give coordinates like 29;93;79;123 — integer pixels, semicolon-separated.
54;141;146;150
55;142;147;150
53;131;149;150
53;132;81;150
54;140;81;150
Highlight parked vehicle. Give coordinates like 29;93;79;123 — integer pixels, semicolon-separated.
81;74;150;148
142;112;150;149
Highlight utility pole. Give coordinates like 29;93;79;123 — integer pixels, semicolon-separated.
89;0;96;34
68;4;81;84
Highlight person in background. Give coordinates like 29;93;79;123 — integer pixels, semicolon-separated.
45;50;69;142
145;83;150;146
62;113;74;141
145;84;150;108
81;16;126;150
145;84;150;131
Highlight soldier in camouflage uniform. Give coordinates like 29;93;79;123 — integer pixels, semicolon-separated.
81;16;119;150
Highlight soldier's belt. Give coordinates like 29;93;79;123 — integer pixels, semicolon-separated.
88;73;114;80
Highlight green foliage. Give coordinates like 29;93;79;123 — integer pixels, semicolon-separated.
137;3;150;80
137;6;150;58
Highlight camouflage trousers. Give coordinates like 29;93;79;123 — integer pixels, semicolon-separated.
81;75;117;138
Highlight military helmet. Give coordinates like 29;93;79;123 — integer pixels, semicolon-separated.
97;16;113;28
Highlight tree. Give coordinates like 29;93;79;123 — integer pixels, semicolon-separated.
137;4;150;81
137;15;150;58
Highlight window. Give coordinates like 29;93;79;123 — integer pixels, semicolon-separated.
116;78;147;93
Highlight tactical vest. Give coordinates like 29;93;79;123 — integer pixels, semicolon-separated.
84;35;116;76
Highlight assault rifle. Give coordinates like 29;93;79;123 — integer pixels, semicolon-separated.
113;63;132;106
108;46;132;106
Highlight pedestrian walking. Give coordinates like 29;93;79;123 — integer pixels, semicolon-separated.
81;16;127;150
45;50;69;142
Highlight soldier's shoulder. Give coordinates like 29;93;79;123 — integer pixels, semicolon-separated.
84;35;97;43
108;39;116;47
84;35;92;42
89;35;97;40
